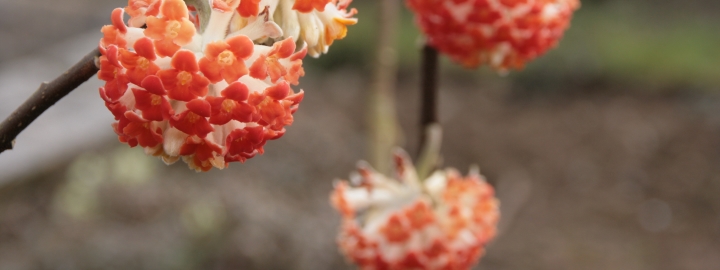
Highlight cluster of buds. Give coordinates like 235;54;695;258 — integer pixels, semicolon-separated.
407;0;580;70
98;0;356;171
331;151;500;269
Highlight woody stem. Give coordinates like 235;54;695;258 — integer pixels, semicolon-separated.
418;43;439;152
413;43;443;180
0;48;101;155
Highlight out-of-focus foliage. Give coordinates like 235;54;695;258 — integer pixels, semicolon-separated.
313;1;720;89
534;1;720;87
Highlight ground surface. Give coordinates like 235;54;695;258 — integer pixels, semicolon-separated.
2;69;720;270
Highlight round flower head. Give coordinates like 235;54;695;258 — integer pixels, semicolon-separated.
98;0;309;171
330;150;500;269
406;0;580;70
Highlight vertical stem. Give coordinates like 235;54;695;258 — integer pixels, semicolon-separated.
418;44;439;153
415;43;441;179
369;0;401;173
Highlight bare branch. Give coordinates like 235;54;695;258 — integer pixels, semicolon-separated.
0;48;101;154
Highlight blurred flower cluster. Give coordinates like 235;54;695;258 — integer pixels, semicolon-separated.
98;0;356;171
407;0;580;70
331;151;499;269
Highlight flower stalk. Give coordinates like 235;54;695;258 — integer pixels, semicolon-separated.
369;0;401;174
418;43;438;151
416;43;440;178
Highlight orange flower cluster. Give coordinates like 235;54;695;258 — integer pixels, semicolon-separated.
331;151;499;269
99;0;307;171
407;0;580;70
228;0;357;57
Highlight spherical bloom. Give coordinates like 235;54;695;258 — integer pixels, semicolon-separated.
407;0;580;70
330;151;500;269
98;0;309;171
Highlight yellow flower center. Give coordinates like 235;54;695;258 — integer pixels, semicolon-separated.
151;95;162;106
138;57;150;70
222;99;235;113
186;112;199;123
257;97;271;112
177;71;192;85
166;20;182;39
217;50;235;66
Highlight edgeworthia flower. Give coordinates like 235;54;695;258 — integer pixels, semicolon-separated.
330;150;500;269
99;0;358;171
406;0;579;70
229;0;359;57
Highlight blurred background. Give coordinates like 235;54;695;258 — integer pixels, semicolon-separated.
1;0;720;269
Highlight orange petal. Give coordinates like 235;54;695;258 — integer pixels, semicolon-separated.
266;81;289;100
221;82;250;101
292;0;331;12
144;16;167;40
236;0;261;17
110;8;127;33
134;37;157;60
204;41;230;59
190;74;210;97
221;60;247;83
199;57;223;83
174;19;197;45
248;55;267;80
187;98;211;117
171;50;199;72
275;38;296;58
227;35;254;59
161;0;189;20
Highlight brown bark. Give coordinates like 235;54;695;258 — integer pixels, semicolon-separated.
0;48;101;154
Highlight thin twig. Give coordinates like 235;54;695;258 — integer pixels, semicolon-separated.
0;48;101;154
418;44;439;152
